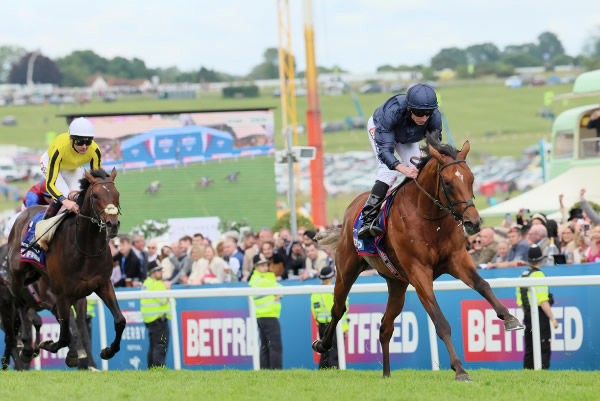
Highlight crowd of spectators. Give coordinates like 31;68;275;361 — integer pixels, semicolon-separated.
108;224;336;289
104;187;599;290
467;188;600;269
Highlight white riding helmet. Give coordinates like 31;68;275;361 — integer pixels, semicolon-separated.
68;117;95;138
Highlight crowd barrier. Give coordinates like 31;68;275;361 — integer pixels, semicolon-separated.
5;263;600;371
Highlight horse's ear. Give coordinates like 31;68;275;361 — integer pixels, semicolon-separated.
457;141;470;160
85;170;97;184
428;144;443;163
110;167;118;181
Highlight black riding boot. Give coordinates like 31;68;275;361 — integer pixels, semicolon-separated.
43;199;62;220
357;180;389;239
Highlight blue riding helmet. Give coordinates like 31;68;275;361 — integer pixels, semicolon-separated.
407;83;438;110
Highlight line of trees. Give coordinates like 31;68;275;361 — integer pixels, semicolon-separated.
1;29;600;87
378;31;600;78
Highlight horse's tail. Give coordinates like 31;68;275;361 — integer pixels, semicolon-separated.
314;226;342;252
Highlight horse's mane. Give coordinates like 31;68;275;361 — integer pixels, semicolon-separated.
415;130;459;172
76;169;109;206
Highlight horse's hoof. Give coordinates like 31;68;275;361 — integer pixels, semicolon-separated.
39;340;53;351
100;347;115;360
312;340;328;354
65;349;79;368
504;317;524;331
455;372;472;382
65;355;79;368
18;349;33;363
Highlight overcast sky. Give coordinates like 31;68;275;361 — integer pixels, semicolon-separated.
3;1;600;75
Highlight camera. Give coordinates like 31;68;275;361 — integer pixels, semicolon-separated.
521;208;530;214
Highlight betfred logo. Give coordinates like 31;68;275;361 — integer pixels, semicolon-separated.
461;299;584;362
345;304;419;363
182;310;253;365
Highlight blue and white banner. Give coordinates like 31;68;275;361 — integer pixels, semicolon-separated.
2;264;598;371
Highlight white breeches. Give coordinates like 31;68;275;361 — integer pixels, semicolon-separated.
367;116;421;186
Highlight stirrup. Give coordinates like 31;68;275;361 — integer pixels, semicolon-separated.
369;221;384;237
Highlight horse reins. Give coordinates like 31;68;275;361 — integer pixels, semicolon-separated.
412;159;475;223
75;179;121;257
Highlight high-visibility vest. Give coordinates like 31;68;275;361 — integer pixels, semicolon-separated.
249;271;281;318
310;292;349;332
141;277;171;324
87;299;96;318
516;267;550;309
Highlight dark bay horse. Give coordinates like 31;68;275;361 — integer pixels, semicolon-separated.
314;137;523;381
0;243;42;370
1;244;91;370
6;168;125;361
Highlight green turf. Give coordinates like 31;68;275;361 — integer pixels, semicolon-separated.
0;369;596;401
115;156;276;232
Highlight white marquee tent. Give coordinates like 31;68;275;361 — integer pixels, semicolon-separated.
479;166;600;217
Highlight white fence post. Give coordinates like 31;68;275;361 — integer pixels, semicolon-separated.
427;316;440;371
528;286;542;370
96;299;109;371
169;298;181;370
247;296;260;370
335;321;346;370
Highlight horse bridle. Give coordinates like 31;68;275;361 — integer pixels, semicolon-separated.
75;179;121;257
76;179;121;231
412;159;475;222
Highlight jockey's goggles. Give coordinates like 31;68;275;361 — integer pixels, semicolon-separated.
410;108;434;117
72;136;93;146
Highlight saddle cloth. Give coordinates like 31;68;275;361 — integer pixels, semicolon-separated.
21;211;47;268
352;195;406;282
34;212;67;251
21;211;67;267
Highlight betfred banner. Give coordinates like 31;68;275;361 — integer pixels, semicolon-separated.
182;310;253;366
6;264;597;371
461;297;585;364
345;304;419;363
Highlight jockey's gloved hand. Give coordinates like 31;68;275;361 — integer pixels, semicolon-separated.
62;199;79;214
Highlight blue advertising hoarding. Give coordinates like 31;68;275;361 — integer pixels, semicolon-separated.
2;264;599;371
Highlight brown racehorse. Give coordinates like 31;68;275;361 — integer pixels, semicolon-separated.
1;243;89;370
313;135;523;381
6;168;125;361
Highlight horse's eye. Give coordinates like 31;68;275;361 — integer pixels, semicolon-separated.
91;193;98;199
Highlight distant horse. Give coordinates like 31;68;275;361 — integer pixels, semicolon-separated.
313;134;523;381
6;168;125;362
197;177;214;187
144;181;160;194
225;171;241;182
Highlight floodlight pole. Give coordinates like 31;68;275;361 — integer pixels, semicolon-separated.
286;128;298;238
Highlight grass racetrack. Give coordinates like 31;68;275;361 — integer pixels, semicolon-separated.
1;369;597;401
